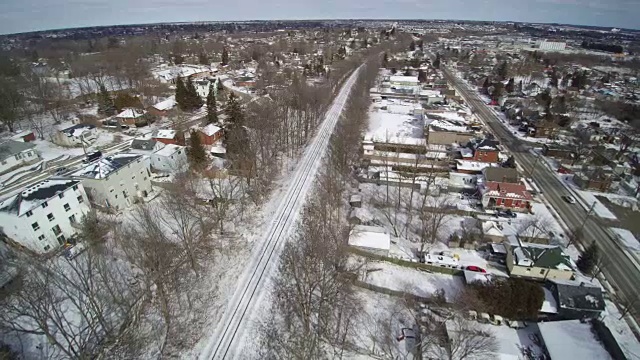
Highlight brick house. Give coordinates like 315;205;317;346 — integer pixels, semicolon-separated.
573;168;614;192
480;181;533;212
469;138;500;163
115;108;147;126
152;129;184;146
483;167;520;184
147;97;176;117
198;124;224;145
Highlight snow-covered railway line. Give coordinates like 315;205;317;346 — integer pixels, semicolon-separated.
200;67;362;360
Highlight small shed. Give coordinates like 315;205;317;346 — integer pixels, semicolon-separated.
348;225;391;257
349;194;362;208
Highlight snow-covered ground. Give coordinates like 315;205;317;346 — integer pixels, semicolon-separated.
610;228;640;253
365;99;425;143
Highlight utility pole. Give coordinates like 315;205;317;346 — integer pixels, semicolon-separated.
579;201;597;234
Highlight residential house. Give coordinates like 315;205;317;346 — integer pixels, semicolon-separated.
148;96;176;117
483;167;519;183
0;140;40;175
456;160;499;175
0;179;90;253
198;124;224;145
116;108;147;126
151;144;187;173
130;138;163;152
71;154;153;212
425;118;475;146
480;181;533;212
544;279;605;320
348;225;391;257
468;138;500;163
574;167;614;192
542;144;576;164
537;320;613;360
504;238;575;281
51;124;97;147
152;129;183;146
482;220;551;244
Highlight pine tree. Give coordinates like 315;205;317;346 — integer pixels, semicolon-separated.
505;78;515;93
187;129;208;171
433;53;441;68
185;76;203;110
577;242;599;275
497;61;509;80
221;47;229;66
482;77;490;90
198;52;209;65
175;77;189;111
224;92;243;128
382;52;389;68
409;41;416;51
418;70;427;83
97;85;115;116
216;77;224;92
205;83;218;125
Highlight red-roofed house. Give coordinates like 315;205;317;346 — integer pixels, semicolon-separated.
152;129;184;146
480;181;533;212
198;124;224;145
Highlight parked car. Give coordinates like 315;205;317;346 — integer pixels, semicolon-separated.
54;166;69;175
83;151;102;163
466;265;487;273
562;195;576;204
64;243;87;260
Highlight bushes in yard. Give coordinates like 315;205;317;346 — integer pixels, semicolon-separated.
465;278;544;320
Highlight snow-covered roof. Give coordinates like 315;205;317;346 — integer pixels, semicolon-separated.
482;181;533;201
389;75;419;84
72;154;144;179
154;144;184;157
537;320;611;360
61;124;95;138
541;287;558;314
153;96;176;111
0;140;36;161
0;178;80;217
116;108;146;119
201;124;222;136
456;160;499;171
153;129;177;140
348;225;390;251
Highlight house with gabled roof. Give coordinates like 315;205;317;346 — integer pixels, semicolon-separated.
0;178;90;253
0;140;40;175
479;181;533;212
544;279;605;320
504;236;575;281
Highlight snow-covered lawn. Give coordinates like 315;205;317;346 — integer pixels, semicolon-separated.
366;100;425;143
601;299;640;359
357;257;465;302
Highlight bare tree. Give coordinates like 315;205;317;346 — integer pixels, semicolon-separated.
422;316;498;360
418;195;454;253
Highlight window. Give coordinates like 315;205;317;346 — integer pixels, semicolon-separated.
525;268;531;272
123;191;128;198
77;196;84;204
41;201;48;208
38;234;45;241
26;210;33;217
44;245;50;251
115;194;118;199
64;203;71;212
57;235;66;244
58;193;64;199
47;213;55;221
540;269;546;275
32;222;40;231
1;160;6;165
15;153;22;160
72;185;78;191
52;225;62;236
69;215;76;223
132;176;135;179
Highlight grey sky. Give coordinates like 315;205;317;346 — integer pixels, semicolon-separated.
0;0;638;35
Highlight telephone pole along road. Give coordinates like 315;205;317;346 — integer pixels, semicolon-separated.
442;67;640;321
199;66;363;360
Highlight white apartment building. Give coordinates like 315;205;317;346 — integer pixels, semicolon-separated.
538;41;567;51
71;154;153;211
151;144;188;173
0;179;91;253
0;140;40;174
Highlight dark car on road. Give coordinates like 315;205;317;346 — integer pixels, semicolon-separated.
83;151;102;163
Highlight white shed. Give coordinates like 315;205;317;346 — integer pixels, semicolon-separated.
348;225;391;257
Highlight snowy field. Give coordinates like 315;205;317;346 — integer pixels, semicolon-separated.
365;100;425;143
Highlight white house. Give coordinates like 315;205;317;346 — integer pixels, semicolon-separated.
51;124;97;147
0;140;40;175
348;225;391;256
71;154;153;211
0;178;91;253
151;144;188;173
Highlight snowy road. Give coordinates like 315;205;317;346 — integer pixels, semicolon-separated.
199;67;362;359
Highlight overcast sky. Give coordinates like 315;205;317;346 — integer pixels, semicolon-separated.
0;0;637;35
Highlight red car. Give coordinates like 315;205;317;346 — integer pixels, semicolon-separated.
466;265;487;273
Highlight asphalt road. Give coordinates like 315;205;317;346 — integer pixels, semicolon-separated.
442;67;640;321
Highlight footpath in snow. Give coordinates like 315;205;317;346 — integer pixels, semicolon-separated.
197;67;363;360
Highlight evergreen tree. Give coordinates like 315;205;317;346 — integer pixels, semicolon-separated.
409;41;416;51
175;77;190;111
505;78;515;93
482;77;490;90
497;61;509;80
224;92;243;128
198;52;209;65
216;77;224;92
187;129;208;171
418;70;427;83
433;53;441;68
205;83;218;125
550;71;559;87
221;47;229;66
382;52;389;68
97;85;115;116
185;76;203;110
577;242;599;275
